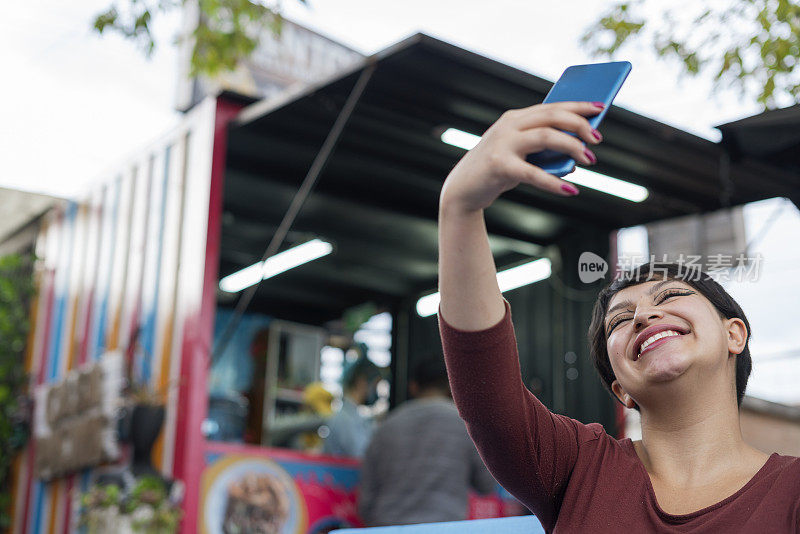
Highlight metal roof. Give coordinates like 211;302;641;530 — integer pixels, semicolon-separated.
717;105;800;189
0;188;57;253
219;33;800;324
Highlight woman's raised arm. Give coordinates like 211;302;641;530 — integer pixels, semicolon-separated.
436;102;607;529
437;101;603;329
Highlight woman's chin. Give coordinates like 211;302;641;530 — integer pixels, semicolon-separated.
639;350;691;383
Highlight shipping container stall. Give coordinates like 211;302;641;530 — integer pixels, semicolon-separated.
8;97;221;534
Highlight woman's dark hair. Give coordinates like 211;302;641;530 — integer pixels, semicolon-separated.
342;350;381;391
588;262;752;411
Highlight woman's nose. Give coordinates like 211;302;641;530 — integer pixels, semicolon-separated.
633;309;663;331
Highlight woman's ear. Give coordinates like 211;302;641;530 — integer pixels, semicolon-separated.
611;379;635;409
726;318;748;357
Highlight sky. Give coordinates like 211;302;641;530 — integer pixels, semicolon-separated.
3;0;767;198
4;1;799;404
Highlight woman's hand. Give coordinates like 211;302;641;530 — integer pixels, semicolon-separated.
440;101;604;213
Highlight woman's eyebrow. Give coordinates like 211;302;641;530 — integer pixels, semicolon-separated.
606;280;681;317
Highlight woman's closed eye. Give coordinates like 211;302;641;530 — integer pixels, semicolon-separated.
606;288;695;334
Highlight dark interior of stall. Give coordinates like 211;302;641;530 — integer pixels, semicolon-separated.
204;34;799;454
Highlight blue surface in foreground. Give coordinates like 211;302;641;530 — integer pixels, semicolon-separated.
332;516;545;533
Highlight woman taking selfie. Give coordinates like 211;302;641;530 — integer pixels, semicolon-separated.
437;101;800;532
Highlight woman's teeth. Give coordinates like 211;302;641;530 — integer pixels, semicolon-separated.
638;330;682;358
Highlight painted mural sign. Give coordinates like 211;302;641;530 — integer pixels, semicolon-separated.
32;351;124;479
199;443;526;534
201;443;362;534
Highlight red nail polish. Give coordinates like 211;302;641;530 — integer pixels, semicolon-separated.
584;149;597;164
561;183;579;195
592;129;602;141
592;102;605;109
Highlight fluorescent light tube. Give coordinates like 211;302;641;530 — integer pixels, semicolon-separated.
219;238;333;293
563;168;648;202
496;257;552;292
415;293;442;319
441;128;481;150
416;258;552;317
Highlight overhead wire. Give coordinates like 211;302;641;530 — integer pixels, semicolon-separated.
210;62;377;367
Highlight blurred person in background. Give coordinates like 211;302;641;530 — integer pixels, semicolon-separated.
298;382;334;451
268;382;334;451
358;354;497;526
323;349;382;457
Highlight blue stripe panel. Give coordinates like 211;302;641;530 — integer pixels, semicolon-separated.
30;479;46;534
47;202;77;381
34;203;77;532
141;146;171;382
94;179;121;360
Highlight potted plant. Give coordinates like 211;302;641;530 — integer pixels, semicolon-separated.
79;483;125;533
79;476;182;533
126;386;168;478
119;325;173;478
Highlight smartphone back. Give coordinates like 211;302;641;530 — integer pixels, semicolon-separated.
526;61;631;177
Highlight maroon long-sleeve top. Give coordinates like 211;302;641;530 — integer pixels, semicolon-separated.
438;299;800;533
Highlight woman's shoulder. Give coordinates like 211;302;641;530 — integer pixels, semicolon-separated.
768;451;800;471
550;412;632;455
755;452;800;504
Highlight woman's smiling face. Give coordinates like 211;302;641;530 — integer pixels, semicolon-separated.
604;278;740;408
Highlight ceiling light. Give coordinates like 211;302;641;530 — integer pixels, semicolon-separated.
441;128;481;150
219;238;333;293
416;258;552;317
563;168;648;202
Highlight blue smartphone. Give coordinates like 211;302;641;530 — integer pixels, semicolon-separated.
526;61;631;177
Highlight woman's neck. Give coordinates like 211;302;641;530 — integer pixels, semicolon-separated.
636;380;759;487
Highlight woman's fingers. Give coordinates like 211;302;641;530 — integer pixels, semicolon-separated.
516;100;605;120
509;102;603;145
510;159;580;196
439;101;600;211
514;127;596;166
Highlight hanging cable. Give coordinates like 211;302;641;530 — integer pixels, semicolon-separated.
210;62;377;366
737;198;790;258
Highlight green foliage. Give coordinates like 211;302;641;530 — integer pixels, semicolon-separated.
93;0;306;78
81;483;122;510
0;253;34;530
343;302;378;335
80;476;182;533
581;0;800;109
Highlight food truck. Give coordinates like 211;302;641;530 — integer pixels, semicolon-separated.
7;18;792;534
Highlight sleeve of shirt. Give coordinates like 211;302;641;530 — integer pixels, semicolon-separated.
358;432;380;526
322;414;344;456
324;409;372;458
438;298;604;530
469;439;499;496
353;417;373;457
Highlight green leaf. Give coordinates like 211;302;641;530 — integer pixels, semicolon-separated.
93;8;119;33
581;0;800;110
93;0;289;78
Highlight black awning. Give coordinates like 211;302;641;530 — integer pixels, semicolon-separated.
717;104;800;175
219;33;800;324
